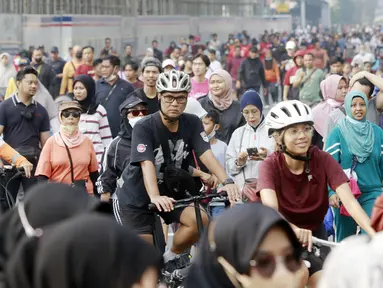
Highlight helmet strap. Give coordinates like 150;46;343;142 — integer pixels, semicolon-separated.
282;145;311;174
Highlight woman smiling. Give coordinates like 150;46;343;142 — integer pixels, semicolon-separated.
326;91;383;242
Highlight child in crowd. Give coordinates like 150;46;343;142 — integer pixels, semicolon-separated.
201;110;228;217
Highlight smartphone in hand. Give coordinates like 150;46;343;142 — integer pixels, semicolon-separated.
246;147;258;157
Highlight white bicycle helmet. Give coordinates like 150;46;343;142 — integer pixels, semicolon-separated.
265;100;314;137
156;69;192;93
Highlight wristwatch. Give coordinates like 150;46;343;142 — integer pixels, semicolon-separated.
222;178;235;186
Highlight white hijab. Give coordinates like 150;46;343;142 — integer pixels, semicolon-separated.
0;53;16;88
319;233;383;288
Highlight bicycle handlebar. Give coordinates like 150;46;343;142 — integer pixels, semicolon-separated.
0;166;25;177
312;236;340;248
148;191;228;212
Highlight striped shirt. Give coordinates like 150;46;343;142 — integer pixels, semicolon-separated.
79;105;112;169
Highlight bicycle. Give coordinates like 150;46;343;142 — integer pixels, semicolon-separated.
148;191;229;288
0;166;25;213
302;236;340;270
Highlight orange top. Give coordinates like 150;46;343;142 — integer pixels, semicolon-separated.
264;59;280;83
35;136;98;194
0;140;29;167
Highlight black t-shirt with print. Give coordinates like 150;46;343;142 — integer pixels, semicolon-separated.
116;111;211;208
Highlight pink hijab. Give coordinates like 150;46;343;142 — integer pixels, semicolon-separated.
312;75;345;137
208;70;233;111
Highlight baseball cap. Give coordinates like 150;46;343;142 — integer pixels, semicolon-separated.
286;41;296;50
59;101;82;112
51;46;59;53
162;59;176;69
141;57;162;72
119;96;148;114
18;58;31;67
250;46;259;53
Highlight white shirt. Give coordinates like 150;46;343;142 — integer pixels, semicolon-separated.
226;122;275;189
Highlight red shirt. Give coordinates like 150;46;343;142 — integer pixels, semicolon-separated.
283;66;299;86
75;64;95;78
129;80;144;89
257;146;348;230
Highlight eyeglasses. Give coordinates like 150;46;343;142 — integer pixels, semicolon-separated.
285;126;313;138
62;110;81;118
249;252;301;278
162;95;188;104
128;109;149;117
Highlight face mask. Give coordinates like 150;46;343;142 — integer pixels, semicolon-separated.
207;127;217;141
129;116;144;128
105;68;117;82
61;125;78;135
35;57;42;63
218;257;300;288
75;51;82;59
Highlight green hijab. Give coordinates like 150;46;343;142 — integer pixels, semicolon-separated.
338;91;374;163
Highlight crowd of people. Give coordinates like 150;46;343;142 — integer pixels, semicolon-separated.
0;25;382;287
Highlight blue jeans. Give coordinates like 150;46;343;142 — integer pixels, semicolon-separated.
211;206;226;217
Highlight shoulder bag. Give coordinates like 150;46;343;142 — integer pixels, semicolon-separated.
59;133;87;190
340;155;362;217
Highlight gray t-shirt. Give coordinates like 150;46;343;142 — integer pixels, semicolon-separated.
211;139;228;171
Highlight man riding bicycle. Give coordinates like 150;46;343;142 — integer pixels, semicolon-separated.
116;70;240;265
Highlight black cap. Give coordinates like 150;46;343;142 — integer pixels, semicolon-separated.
119;96;147;114
251;46;258;53
51;46;59;53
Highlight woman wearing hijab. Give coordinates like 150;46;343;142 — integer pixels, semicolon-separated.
0;53;16;95
186;203;306;288
326;90;383;242
6;214;162;288
312;75;348;145
0;182;102;277
97;97;148;222
73;75;112;168
198;69;246;144
35;101;99;195
226;90;274;191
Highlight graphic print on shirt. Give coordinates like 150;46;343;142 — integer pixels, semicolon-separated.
154;139;189;184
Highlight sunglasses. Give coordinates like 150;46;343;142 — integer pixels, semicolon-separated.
62;110;81;118
208;224;301;279
127;109;149;117
249;252;301;278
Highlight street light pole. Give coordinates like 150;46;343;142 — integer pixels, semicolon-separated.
301;0;306;28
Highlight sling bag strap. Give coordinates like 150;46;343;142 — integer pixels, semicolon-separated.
59;133;75;184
